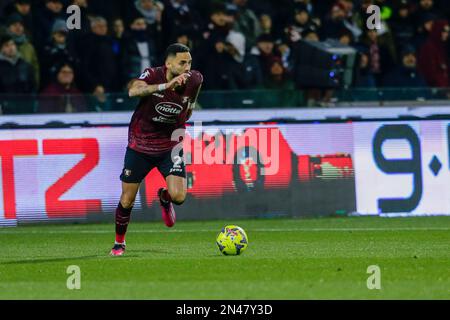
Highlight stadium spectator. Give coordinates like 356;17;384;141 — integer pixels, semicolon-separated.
226;29;263;89
413;0;441;27
337;0;362;40
120;14;158;86
39;63;86;113
417;19;450;87
4;12;39;87
382;45;427;87
40;19;79;89
259;13;273;36
112;18;125;39
230;0;262;50
249;34;276;79
354;46;376;88
413;12;437;49
0;34;35;94
389;0;415;53
33;0;65;50
160;0;201;48
131;0;163;33
81;16;120;93
360;29;396;86
321;3;349;41
2;0;33;41
285;3;320;44
263;56;294;90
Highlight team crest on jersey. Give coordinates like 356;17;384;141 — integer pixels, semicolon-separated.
139;70;150;79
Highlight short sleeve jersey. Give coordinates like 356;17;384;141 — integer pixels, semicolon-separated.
128;66;203;155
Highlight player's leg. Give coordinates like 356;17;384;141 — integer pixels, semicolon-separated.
160;175;187;205
111;147;153;256
157;150;187;227
115;181;140;243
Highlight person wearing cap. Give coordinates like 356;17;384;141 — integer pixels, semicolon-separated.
40;19;79;88
285;3;319;44
0;34;36;97
382;45;426;87
33;0;65;50
249;34;276;78
3;0;34;40
417;19;450;87
5;12;39;87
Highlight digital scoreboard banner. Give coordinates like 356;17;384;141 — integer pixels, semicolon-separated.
0;120;448;226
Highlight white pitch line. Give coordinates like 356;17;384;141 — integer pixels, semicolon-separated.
0;227;449;234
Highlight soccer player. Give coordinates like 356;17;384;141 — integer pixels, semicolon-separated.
110;43;203;256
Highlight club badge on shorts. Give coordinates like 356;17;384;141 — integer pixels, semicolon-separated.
123;169;132;177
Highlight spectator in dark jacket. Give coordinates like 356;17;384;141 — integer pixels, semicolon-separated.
5;13;39;87
353;46;376;88
41;19;79;89
120;14;157;86
3;0;34;41
390;1;415;53
39;62;86;113
33;0;65;51
263;56;294;90
81;16;121;93
285;3;320;44
0;34;35;114
320;3;349;41
360;29;396;86
161;0;201;47
0;34;35;94
383;45;427;87
417;19;449;87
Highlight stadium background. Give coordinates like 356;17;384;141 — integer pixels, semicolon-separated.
0;0;449;301
0;0;449;225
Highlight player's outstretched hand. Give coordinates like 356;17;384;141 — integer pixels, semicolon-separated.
167;72;191;90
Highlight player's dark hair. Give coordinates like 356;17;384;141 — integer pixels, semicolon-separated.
165;43;190;61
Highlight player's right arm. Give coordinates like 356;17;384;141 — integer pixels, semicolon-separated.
128;73;191;98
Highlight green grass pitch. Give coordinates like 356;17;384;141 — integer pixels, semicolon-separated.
0;216;449;299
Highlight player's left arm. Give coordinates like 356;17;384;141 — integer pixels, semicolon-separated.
186;83;202;121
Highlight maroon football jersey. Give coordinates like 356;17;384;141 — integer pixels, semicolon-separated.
128;66;203;155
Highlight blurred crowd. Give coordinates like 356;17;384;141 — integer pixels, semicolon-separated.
0;0;450;106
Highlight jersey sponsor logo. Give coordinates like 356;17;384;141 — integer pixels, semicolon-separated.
152;116;177;124
155;102;183;117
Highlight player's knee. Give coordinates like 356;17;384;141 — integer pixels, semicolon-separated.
169;190;186;205
120;194;135;209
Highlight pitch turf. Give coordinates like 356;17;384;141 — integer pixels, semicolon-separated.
0;216;449;300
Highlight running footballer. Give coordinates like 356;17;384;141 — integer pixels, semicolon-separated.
111;43;203;256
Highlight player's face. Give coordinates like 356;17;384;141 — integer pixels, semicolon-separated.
167;52;192;76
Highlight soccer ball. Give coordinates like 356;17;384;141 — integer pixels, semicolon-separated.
216;225;248;255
